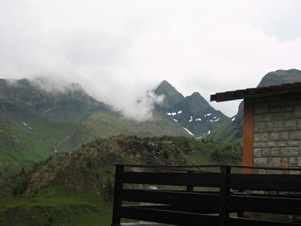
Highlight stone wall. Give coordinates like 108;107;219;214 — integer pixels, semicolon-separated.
253;93;301;174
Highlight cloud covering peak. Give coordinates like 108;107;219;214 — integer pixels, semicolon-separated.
1;0;301;117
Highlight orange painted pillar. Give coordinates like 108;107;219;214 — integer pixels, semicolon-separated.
243;99;254;174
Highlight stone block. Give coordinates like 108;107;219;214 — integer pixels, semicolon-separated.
254;115;263;122
254;142;267;148
270;113;278;120
271;148;280;156
260;133;270;141
290;131;301;140
254;148;262;157
254;134;260;142
262;114;272;122
279;132;289;141
284;120;297;130
285;112;295;119
271;157;281;168
274;121;284;132
294;106;301;117
288;140;299;147
285;106;294;112
297;98;301;105
271;133;279;141
267;141;277;147
289;170;300;175
289;157;298;167
254;157;268;167
254;122;266;133
298;157;301;167
298;119;301;129
266;122;274;132
270;106;282;113
278;141;288;147
281;158;289;168
280;147;299;157
258;169;267;174
262;148;270;157
267;169;281;174
255;104;269;114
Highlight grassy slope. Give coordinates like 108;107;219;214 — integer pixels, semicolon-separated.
0;113;50;175
0;109;81;175
0;136;242;226
0;186;111;226
0;96;102;175
206;118;240;143
70;111;189;147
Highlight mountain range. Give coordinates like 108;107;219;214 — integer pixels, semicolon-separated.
1;69;301;225
1;69;301;174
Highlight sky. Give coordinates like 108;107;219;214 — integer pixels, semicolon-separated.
1;0;301;120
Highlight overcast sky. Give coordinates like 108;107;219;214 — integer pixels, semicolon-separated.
1;0;301;119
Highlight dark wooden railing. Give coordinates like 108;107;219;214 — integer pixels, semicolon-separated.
111;164;301;226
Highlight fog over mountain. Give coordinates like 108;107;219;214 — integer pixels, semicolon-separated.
1;0;301;117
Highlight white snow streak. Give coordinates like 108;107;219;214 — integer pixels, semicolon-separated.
183;127;194;136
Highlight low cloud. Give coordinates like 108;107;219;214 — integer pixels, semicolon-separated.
1;0;301;118
119;90;165;122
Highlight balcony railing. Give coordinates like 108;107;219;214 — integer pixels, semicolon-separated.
111;164;301;226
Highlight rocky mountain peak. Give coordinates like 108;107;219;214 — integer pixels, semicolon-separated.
154;80;184;109
258;69;301;87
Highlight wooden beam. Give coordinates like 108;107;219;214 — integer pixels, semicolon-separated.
243;99;254;174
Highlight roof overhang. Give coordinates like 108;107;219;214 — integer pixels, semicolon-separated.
210;82;301;102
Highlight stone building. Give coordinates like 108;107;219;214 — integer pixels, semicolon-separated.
211;82;301;174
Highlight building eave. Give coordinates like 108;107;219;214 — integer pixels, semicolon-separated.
210;82;301;102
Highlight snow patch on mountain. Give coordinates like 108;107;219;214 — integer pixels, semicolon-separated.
22;122;32;130
210;117;221;123
167;112;177;116
43;108;56;113
183;127;194;136
166;110;183;116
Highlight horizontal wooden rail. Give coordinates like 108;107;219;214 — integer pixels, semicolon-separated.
122;189;219;213
122;171;220;187
229;195;301;215
230;174;301;191
228;218;300;226
120;206;219;226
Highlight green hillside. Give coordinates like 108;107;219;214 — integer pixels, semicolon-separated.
0;112;50;175
0;79;109;175
0;135;242;226
70;110;189;147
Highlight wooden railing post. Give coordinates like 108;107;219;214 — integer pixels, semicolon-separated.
111;164;124;226
219;166;231;226
186;170;193;192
